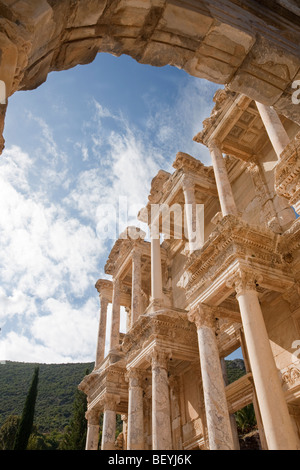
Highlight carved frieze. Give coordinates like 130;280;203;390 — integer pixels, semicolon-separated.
182;215;285;300
281;364;300;388
122;312;198;359
275;131;300;208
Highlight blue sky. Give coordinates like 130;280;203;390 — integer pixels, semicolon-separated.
0;52;241;363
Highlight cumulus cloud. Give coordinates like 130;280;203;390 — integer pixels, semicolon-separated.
0;143;106;363
0;72;219;364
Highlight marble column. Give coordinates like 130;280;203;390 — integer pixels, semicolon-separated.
220;357;240;450
169;376;183;450
239;329;268;450
95;296;109;368
233;269;299;450
109;278;120;353
131;247;142;324
255;101;290;159
188;304;234;450
101;396;117;450
182;176;203;253
150;224;163;301
85;409;100;450
127;369;144;450
208;139;238;217
150;348;172;450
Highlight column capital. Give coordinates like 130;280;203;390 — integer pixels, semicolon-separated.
188;303;216;329
227;268;263;297
113;277;120;289
85;408;101;425
125;368;144;388
131;244;143;257
101;394;120;412
148;347;171;370
100;295;109;308
207;138;222;152
182;174;195;192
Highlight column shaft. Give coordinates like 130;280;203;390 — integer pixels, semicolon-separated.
255;101;290;159
208;141;238;217
127;370;144;450
182;177;203;252
150;232;163;301
131;249;142;324
189;305;234;450
151;350;172;450
101;409;116;450
95;296;108;367
109;279;120;352
235;277;298;450
221;357;240;450
85;410;100;450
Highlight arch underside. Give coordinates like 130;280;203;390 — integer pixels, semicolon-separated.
0;0;300;152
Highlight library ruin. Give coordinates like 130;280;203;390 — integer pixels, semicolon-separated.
1;0;300;451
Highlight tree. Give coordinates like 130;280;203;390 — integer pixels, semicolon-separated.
235;403;257;434
13;366;39;450
0;415;20;450
59;370;89;450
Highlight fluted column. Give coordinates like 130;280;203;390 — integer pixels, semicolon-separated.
255;102;290;159
208;140;238;217
95;296;109;368
131;247;142;324
85;409;100;450
101;395;117;450
127;369;144;450
231;269;299;450
182;176;203;253
188;304;234;450
150;348;172;450
150;223;163;301
109;278;120;353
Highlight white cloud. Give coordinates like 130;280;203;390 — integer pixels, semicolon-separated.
0;287;37;320
0;331;77;364
31;297;99;362
0;72;219;364
0;143;106;362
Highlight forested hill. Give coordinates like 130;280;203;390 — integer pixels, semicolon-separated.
0;361;94;433
0;359;245;434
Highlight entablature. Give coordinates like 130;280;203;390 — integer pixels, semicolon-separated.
181;214;296;306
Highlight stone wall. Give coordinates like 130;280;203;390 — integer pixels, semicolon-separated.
0;0;300;153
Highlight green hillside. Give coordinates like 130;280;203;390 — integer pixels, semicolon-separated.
226;359;246;384
0;358;246;436
0;361;94;433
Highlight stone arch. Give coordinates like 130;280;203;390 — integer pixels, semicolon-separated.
0;0;300;152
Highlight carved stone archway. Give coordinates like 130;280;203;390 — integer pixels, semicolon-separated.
0;0;300;152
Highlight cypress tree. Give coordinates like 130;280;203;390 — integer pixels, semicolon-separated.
13;366;39;450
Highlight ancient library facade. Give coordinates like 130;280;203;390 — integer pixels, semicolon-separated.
1;0;300;453
79;88;300;451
